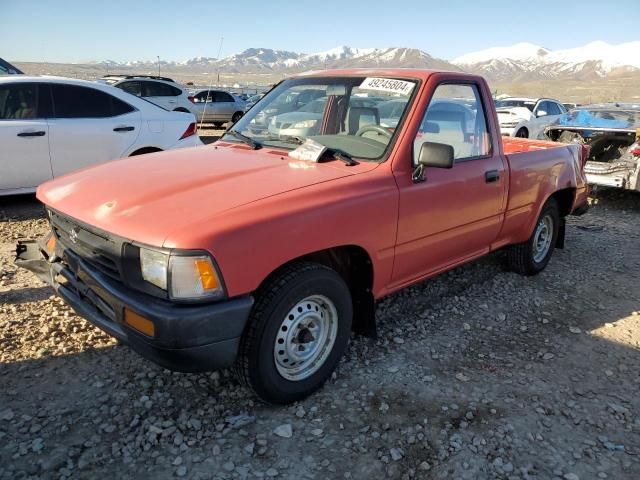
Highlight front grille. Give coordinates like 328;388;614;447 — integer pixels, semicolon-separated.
49;210;125;282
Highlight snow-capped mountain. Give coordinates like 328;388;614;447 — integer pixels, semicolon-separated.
93;46;459;73
92;41;639;80
453;41;640;80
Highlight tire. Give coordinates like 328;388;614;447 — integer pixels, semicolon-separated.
515;128;528;138
231;111;243;123
235;262;353;404
507;198;560;275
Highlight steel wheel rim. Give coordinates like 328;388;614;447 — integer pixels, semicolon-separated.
533;214;553;263
273;295;338;381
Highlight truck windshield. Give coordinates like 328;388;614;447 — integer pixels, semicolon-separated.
226;76;417;161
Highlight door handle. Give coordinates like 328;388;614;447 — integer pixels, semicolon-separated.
485;170;500;183
113;126;135;132
17;130;46;137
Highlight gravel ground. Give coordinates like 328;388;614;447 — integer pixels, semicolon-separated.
1;189;639;480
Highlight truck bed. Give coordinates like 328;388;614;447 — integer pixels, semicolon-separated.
502;136;571;154
494;136;589;249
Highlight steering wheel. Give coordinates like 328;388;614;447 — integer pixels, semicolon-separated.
355;125;393;139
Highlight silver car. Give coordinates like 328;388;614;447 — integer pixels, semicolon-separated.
189;89;246;127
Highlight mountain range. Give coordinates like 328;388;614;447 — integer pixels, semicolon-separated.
93;41;640;82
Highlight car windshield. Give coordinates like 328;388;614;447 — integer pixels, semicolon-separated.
495;99;535;111
226;76;417;161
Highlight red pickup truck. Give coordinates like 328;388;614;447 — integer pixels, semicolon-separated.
17;69;589;404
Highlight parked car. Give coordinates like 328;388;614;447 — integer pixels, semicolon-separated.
0;76;202;196
495;97;566;136
510;103;569;139
97;75;194;114
545;104;640;191
0;58;23;75
17;69;589;404
188;89;246;127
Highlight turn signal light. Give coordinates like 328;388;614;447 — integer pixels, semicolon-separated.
124;309;155;337
46;235;57;256
195;258;220;290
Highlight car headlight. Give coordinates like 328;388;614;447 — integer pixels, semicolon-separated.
140;248;168;290
291;119;317;128
169;254;224;301
139;248;225;301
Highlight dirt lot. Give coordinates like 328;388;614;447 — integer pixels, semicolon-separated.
1;188;639;480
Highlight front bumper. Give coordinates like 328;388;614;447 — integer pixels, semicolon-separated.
15;238;253;372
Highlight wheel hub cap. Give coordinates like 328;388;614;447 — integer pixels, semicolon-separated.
274;295;338;381
533;214;553;263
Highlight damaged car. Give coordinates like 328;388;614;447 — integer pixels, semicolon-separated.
545;104;640;191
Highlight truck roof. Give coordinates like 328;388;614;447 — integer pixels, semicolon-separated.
295;68;461;81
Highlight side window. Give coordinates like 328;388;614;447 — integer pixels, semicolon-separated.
215;91;234;103
118;81;142;97
0;84;38;119
144;81;178;97
111;96;135;116
51;84;125;118
413;83;491;163
536;101;550;116
546;102;561;115
195;91;214;103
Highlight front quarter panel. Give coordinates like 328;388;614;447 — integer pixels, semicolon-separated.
162;164;399;299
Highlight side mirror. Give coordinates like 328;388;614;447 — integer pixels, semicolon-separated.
418;141;454;168
536;110;548;117
412;141;454;182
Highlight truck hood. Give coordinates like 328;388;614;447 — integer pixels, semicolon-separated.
37;143;375;246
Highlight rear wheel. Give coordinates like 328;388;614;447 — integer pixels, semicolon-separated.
232;111;243;123
515;128;528;138
235;263;352;404
507;198;560;275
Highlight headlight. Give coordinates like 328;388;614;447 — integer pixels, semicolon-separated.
140;248;168;290
291;119;317;128
169;255;224;301
138;247;225;301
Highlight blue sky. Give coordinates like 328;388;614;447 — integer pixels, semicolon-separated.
2;0;639;63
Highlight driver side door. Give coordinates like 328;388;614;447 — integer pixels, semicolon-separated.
391;82;507;287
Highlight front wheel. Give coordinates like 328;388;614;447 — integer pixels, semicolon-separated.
235;263;352;404
515;128;528;138
506;198;560;275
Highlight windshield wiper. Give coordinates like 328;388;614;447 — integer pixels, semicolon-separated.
263;135;305;145
321;148;359;167
224;130;262;150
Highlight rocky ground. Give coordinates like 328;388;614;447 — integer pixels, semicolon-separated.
0;189;639;480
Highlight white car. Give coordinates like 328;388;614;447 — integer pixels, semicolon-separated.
98;75;194;114
494;97;566;136
188;89;246;127
0;76;203;196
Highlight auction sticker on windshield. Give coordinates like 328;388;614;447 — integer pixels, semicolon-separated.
359;77;415;95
